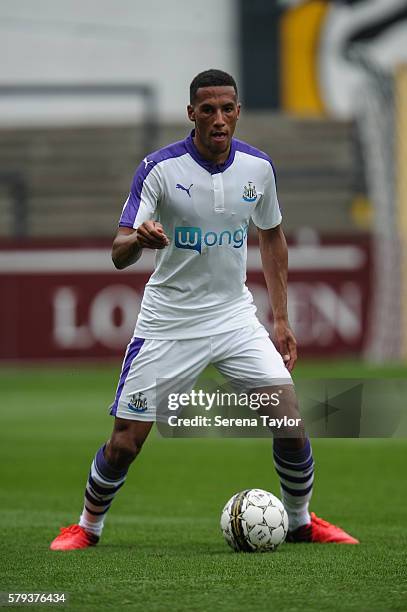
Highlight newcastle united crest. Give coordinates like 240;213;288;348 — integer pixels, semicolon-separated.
242;181;257;203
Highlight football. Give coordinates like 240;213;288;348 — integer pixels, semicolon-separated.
220;488;289;552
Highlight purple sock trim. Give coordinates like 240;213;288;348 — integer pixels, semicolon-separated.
273;438;312;464
95;445;128;481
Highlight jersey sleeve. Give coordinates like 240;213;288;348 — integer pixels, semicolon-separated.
251;161;282;230
119;162;161;229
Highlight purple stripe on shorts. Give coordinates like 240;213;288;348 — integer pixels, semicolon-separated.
109;337;145;416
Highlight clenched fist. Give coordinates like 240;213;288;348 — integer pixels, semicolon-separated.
135;221;170;250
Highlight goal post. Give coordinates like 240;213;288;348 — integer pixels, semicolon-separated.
356;63;407;362
396;65;407;360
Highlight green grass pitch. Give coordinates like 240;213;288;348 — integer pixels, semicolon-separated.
1;361;406;611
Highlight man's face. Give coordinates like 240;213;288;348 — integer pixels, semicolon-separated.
187;86;240;158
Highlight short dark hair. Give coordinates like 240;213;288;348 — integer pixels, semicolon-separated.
189;69;238;104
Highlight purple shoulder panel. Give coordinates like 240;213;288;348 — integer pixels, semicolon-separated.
147;139;188;165
119;139;188;228
233;138;277;183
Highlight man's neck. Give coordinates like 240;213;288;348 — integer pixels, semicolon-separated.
192;133;230;166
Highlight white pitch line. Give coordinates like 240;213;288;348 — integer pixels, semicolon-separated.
0;245;365;274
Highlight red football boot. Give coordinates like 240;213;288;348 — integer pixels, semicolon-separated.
286;512;359;544
49;524;99;551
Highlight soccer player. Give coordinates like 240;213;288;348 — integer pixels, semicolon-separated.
50;69;358;550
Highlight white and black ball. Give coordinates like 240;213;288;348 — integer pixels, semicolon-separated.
220;488;288;552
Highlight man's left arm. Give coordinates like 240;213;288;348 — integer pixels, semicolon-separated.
257;224;297;372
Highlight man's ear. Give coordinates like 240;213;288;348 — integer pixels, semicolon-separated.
236;102;241;120
187;104;195;123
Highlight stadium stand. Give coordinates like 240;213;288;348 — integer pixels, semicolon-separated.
0;116;356;238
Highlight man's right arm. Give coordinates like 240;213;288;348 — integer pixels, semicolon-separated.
112;221;169;270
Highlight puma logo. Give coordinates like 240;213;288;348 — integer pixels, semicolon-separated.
176;183;193;198
143;158;154;169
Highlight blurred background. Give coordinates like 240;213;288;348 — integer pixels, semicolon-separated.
0;0;406;364
2;6;406;606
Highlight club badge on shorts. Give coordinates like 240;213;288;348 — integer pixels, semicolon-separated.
128;392;148;413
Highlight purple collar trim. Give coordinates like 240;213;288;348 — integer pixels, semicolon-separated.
185;130;237;175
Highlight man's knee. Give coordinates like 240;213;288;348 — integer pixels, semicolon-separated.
105;419;153;470
106;435;141;468
273;435;307;451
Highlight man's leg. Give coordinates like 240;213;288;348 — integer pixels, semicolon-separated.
255;384;314;531
50;335;211;551
50;418;152;550
272;436;314;531
78;418;153;537
215;323;359;543
255;384;358;542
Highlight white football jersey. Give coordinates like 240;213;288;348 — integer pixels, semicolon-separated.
119;130;282;339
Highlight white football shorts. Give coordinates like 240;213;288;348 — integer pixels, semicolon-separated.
109;319;293;421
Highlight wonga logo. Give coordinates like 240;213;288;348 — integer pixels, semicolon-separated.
175;225;248;254
175;226;202;253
